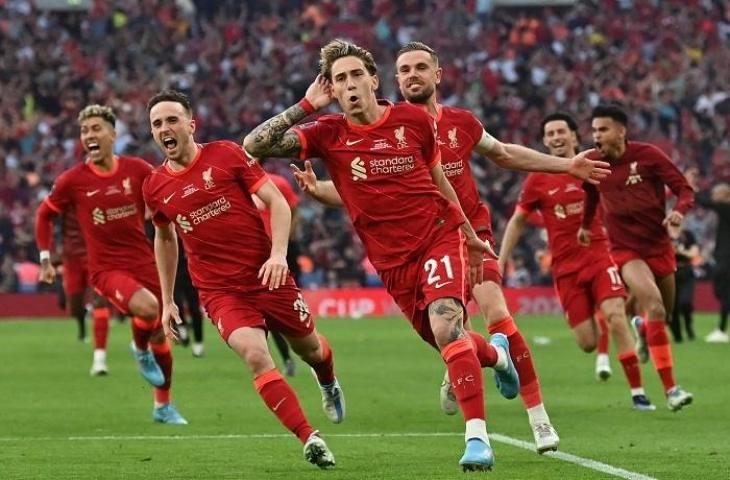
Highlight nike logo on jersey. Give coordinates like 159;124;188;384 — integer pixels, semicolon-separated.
86;189;100;197
163;192;176;204
548;188;560;195
434;281;453;289
346;138;363;146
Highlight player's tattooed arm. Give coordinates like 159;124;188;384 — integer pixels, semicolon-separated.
243;109;305;159
428;298;466;343
243;74;333;159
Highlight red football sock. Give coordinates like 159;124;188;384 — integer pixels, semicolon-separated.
254;369;314;443
309;334;336;386
467;331;498;368
489;316;542;409
132;316;154;350
617;350;642;389
151;341;173;403
596;311;609;355
92;307;110;350
645;319;676;391
442;338;485;421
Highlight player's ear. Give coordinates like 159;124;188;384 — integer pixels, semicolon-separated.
435;67;442;86
190;118;196;135
371;74;379;92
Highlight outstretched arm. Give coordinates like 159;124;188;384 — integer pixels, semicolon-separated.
474;130;610;184
498;210;529;274
430;163;494;286
254;180;291;290
243;75;333;159
578;183;600;246
154;222;183;341
290;160;344;207
35;200;60;284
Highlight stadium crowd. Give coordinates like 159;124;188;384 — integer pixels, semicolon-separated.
0;0;728;292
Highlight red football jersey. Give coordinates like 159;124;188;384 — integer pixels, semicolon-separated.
258;173;300;238
143;141;272;292
583;141;694;256
431;104;493;239
44;156;154;274
60;209;87;258
293;100;463;270
517;173;610;278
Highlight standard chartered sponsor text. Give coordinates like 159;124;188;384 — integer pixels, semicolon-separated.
105;204;137;220
369;155;415;175
442;160;464;177
190;196;231;224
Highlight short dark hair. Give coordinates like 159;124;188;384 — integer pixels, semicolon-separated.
147;89;193;116
591;103;628;126
540;112;578;137
397;41;439;66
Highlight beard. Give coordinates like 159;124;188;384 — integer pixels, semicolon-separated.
403;83;435;104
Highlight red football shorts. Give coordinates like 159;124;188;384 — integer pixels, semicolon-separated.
612;245;676;279
200;275;314;343
62;254;89;296
91;262;161;315
478;231;502;285
379;225;469;350
555;256;626;328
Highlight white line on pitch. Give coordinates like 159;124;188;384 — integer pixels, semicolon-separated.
490;433;657;480
0;431;657;480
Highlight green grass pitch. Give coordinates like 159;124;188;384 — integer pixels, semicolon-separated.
1;314;728;479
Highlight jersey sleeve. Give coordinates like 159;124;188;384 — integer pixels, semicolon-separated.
221;141;269;194
292;120;331;160
142;174;171;227
516;174;541;214
650;146;695;215
465;112;486;150
45;171;74;213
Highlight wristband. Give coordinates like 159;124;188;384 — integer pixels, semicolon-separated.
298;98;315;115
39;250;50;262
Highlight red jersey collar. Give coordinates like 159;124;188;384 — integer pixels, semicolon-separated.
86;155;119;177
346;99;393;131
411;101;443;121
164;144;202;176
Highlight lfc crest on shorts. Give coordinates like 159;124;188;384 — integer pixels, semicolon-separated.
626;161;643;185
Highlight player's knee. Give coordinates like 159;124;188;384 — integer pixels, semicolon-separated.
646;301;666;321
428;298;464;344
242;348;274;375
577;336;597;353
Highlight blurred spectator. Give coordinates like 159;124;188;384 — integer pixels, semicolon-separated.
670;229;699;343
1;0;728;289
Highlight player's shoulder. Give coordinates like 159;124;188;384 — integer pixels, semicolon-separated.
202;139;243;153
393;101;430;119
441;105;479;123
54;162;86;186
303;113;346;128
523;172;546;191
119;155;154;174
627;141;667;159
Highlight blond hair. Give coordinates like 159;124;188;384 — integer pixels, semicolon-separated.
319;39;378;80
77;104;116;127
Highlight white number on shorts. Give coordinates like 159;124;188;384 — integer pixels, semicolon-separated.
293;293;310;323
424;255;455;286
607;266;622;286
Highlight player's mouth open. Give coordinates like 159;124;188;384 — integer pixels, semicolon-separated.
348;95;359;104
87;142;100;152
163;137;178;150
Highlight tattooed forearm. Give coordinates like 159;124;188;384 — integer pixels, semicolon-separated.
243;104;308;158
